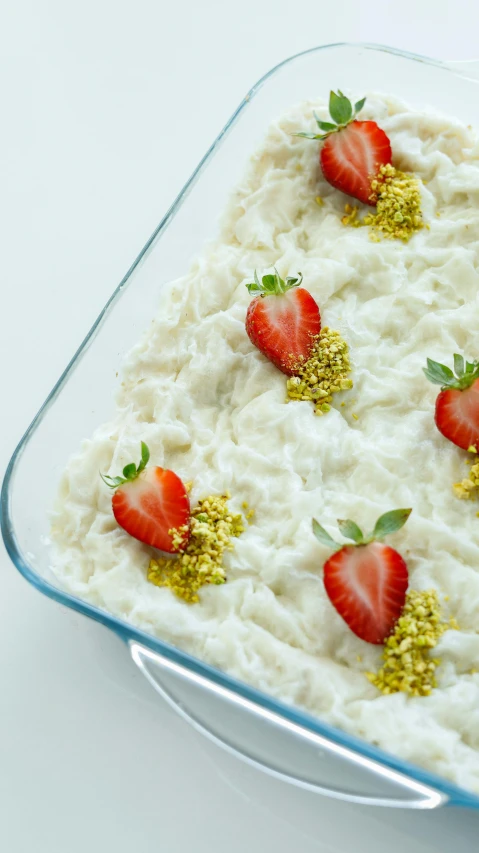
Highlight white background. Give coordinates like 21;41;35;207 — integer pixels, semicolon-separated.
3;2;479;850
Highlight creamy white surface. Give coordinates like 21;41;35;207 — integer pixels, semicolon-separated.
52;95;479;793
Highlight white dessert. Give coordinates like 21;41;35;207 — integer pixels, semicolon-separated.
52;94;479;793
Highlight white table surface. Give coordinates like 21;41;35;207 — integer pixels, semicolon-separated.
3;2;479;850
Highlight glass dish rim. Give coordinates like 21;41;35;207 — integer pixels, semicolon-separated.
2;41;479;809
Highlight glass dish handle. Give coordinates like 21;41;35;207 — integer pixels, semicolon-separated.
130;641;447;809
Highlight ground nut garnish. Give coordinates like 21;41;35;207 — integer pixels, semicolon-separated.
341;164;424;242
366;590;456;697
286;327;353;414
147;495;244;603
453;446;479;503
365;164;424;241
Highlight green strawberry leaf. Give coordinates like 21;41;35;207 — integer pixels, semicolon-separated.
312;519;338;550
100;473;125;489
101;442;151;490
337;519;364;544
465;360;479;378
315;119;337;132
246;269;303;297
141;441;150;465
285;273;303;288
329;90;353;126
293;131;322;139
261;274;277;291
122;463;137;480
423;358;455;387
372;509;412;540
354;97;366;114
454;353;465;378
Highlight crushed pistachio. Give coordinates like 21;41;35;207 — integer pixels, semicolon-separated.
364;164;423;242
341;203;361;227
286;327;353;415
340;165;424;241
366;590;453;697
453;446;479;501
147;495;244;603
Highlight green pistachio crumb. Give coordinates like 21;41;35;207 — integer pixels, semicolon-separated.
364;164;423;241
341;164;423;242
286;327;352;415
366;590;453;697
453;447;479;501
147;494;244;603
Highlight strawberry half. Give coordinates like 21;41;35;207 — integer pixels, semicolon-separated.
424;355;479;451
245;270;321;375
312;509;411;644
101;442;190;552
295;90;392;206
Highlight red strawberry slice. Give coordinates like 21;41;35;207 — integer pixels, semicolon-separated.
295;90;392;206
320;121;392;206
323;542;408;644
245;270;321;375
435;382;479;451
102;443;190;552
424;356;479;451
312;509;411;644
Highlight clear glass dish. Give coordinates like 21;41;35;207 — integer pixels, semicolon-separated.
3;42;479;810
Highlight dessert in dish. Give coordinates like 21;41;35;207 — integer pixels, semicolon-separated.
51;90;479;793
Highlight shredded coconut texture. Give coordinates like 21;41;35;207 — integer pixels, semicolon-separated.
51;94;479;795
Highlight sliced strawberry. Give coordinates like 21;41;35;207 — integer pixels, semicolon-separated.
424;355;479;451
102;443;190;552
320;122;392;206
312;509;411;644
295;90;392;206
245;270;321;375
323;542;408;644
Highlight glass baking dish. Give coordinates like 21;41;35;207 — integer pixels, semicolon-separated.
3;42;479;810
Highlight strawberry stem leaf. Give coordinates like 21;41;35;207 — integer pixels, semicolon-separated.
424;355;479;390
100;442;151;490
100;474;126;488
329;90;353;125
372;509;412;541
139;441;150;472
293;131;324;139
294;92;366;142
337;519;364;544
453;353;465;378
246;269;303;297
314;114;337;132
312;519;338;549
122;463;137;480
